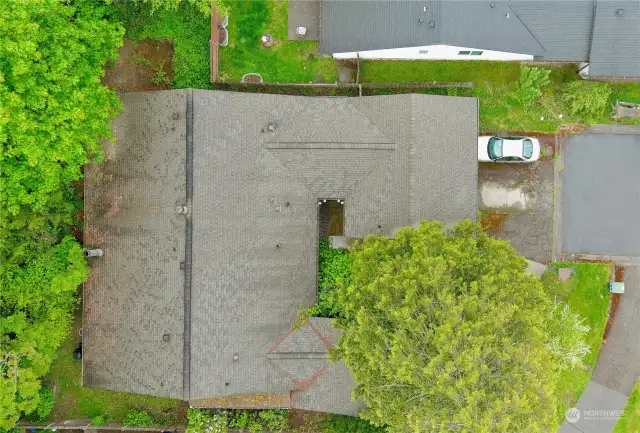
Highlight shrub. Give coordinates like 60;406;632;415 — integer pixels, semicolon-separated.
321;415;385;433
516;66;551;105
563;81;612;121
91;415;109;426
546;300;591;370
186;409;227;433
35;387;55;422
258;410;290;432
317;238;353;317
123;411;155;427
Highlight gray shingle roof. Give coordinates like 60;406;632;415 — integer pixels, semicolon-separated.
588;1;640;78
319;0;640;77
320;0;593;57
83;91;188;399
84;90;478;413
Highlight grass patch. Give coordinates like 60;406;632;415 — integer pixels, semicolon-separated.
219;0;337;83
114;2;211;88
614;380;640;433
360;60;521;86
611;83;640;104
46;316;186;424
550;262;611;423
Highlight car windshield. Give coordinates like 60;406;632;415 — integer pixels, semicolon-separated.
488;137;503;159
523;139;533;159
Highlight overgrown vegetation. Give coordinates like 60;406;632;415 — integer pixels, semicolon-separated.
550;263;611;423
186;408;290;433
317;238;352;317
114;0;211;88
331;220;592;432
516;66;551;105
321;414;385;433
35;387;55;422
123;411;155;427
563;80;612;122
219;0;337;83
0;0;123;427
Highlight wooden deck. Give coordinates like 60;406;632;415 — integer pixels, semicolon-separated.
210;8;219;82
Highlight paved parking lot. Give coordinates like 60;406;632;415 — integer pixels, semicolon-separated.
563;130;640;255
478;135;555;264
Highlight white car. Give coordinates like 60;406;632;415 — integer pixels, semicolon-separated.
478;135;541;163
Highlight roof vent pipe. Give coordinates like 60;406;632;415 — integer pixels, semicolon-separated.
617;8;624;16
85;249;103;258
176;205;188;214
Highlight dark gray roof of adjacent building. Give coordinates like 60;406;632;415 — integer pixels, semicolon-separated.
320;0;594;58
588;1;640;77
84;90;478;413
320;0;640;77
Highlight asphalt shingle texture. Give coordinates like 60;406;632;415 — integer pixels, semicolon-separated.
589;1;640;78
83;91;187;398
320;0;595;61
84;90;478;412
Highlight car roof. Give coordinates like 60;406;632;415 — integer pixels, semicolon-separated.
501;139;524;158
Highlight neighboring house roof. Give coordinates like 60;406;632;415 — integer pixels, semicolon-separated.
83;90;478;414
588;1;640;78
320;0;640;78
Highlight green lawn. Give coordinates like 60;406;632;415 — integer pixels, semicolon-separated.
219;0;336;83
614;380;640;433
113;1;212;88
45;315;186;425
360;59;522;86
551;263;611;423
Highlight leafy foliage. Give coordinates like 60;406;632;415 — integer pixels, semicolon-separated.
516;66;551;105
563;81;612;121
331;220;589;433
547;301;591;370
0;0;123;216
321;415;385;433
116;0;211;89
317;238;352;317
0;237;88;429
189;409;290;433
35;387;55;421
123;411;155;427
187;409;228;433
0;0;122;427
91;415;109;426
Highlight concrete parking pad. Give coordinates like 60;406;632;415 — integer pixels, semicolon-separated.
563;132;640;255
478;137;555;264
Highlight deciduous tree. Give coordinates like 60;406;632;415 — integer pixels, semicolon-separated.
331;220;587;433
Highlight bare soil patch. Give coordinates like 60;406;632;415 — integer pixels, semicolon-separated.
103;39;174;92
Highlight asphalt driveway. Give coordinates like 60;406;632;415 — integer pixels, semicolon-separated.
563;128;640;255
478;135;555;264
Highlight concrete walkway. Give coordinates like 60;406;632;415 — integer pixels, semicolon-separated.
558;266;640;432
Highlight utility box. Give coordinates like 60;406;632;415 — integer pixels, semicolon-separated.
609;281;625;294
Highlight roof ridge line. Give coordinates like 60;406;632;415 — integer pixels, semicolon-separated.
508;3;547;53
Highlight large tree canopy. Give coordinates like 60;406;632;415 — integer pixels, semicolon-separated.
0;0;122;216
0;0;123;427
331;220;586;433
